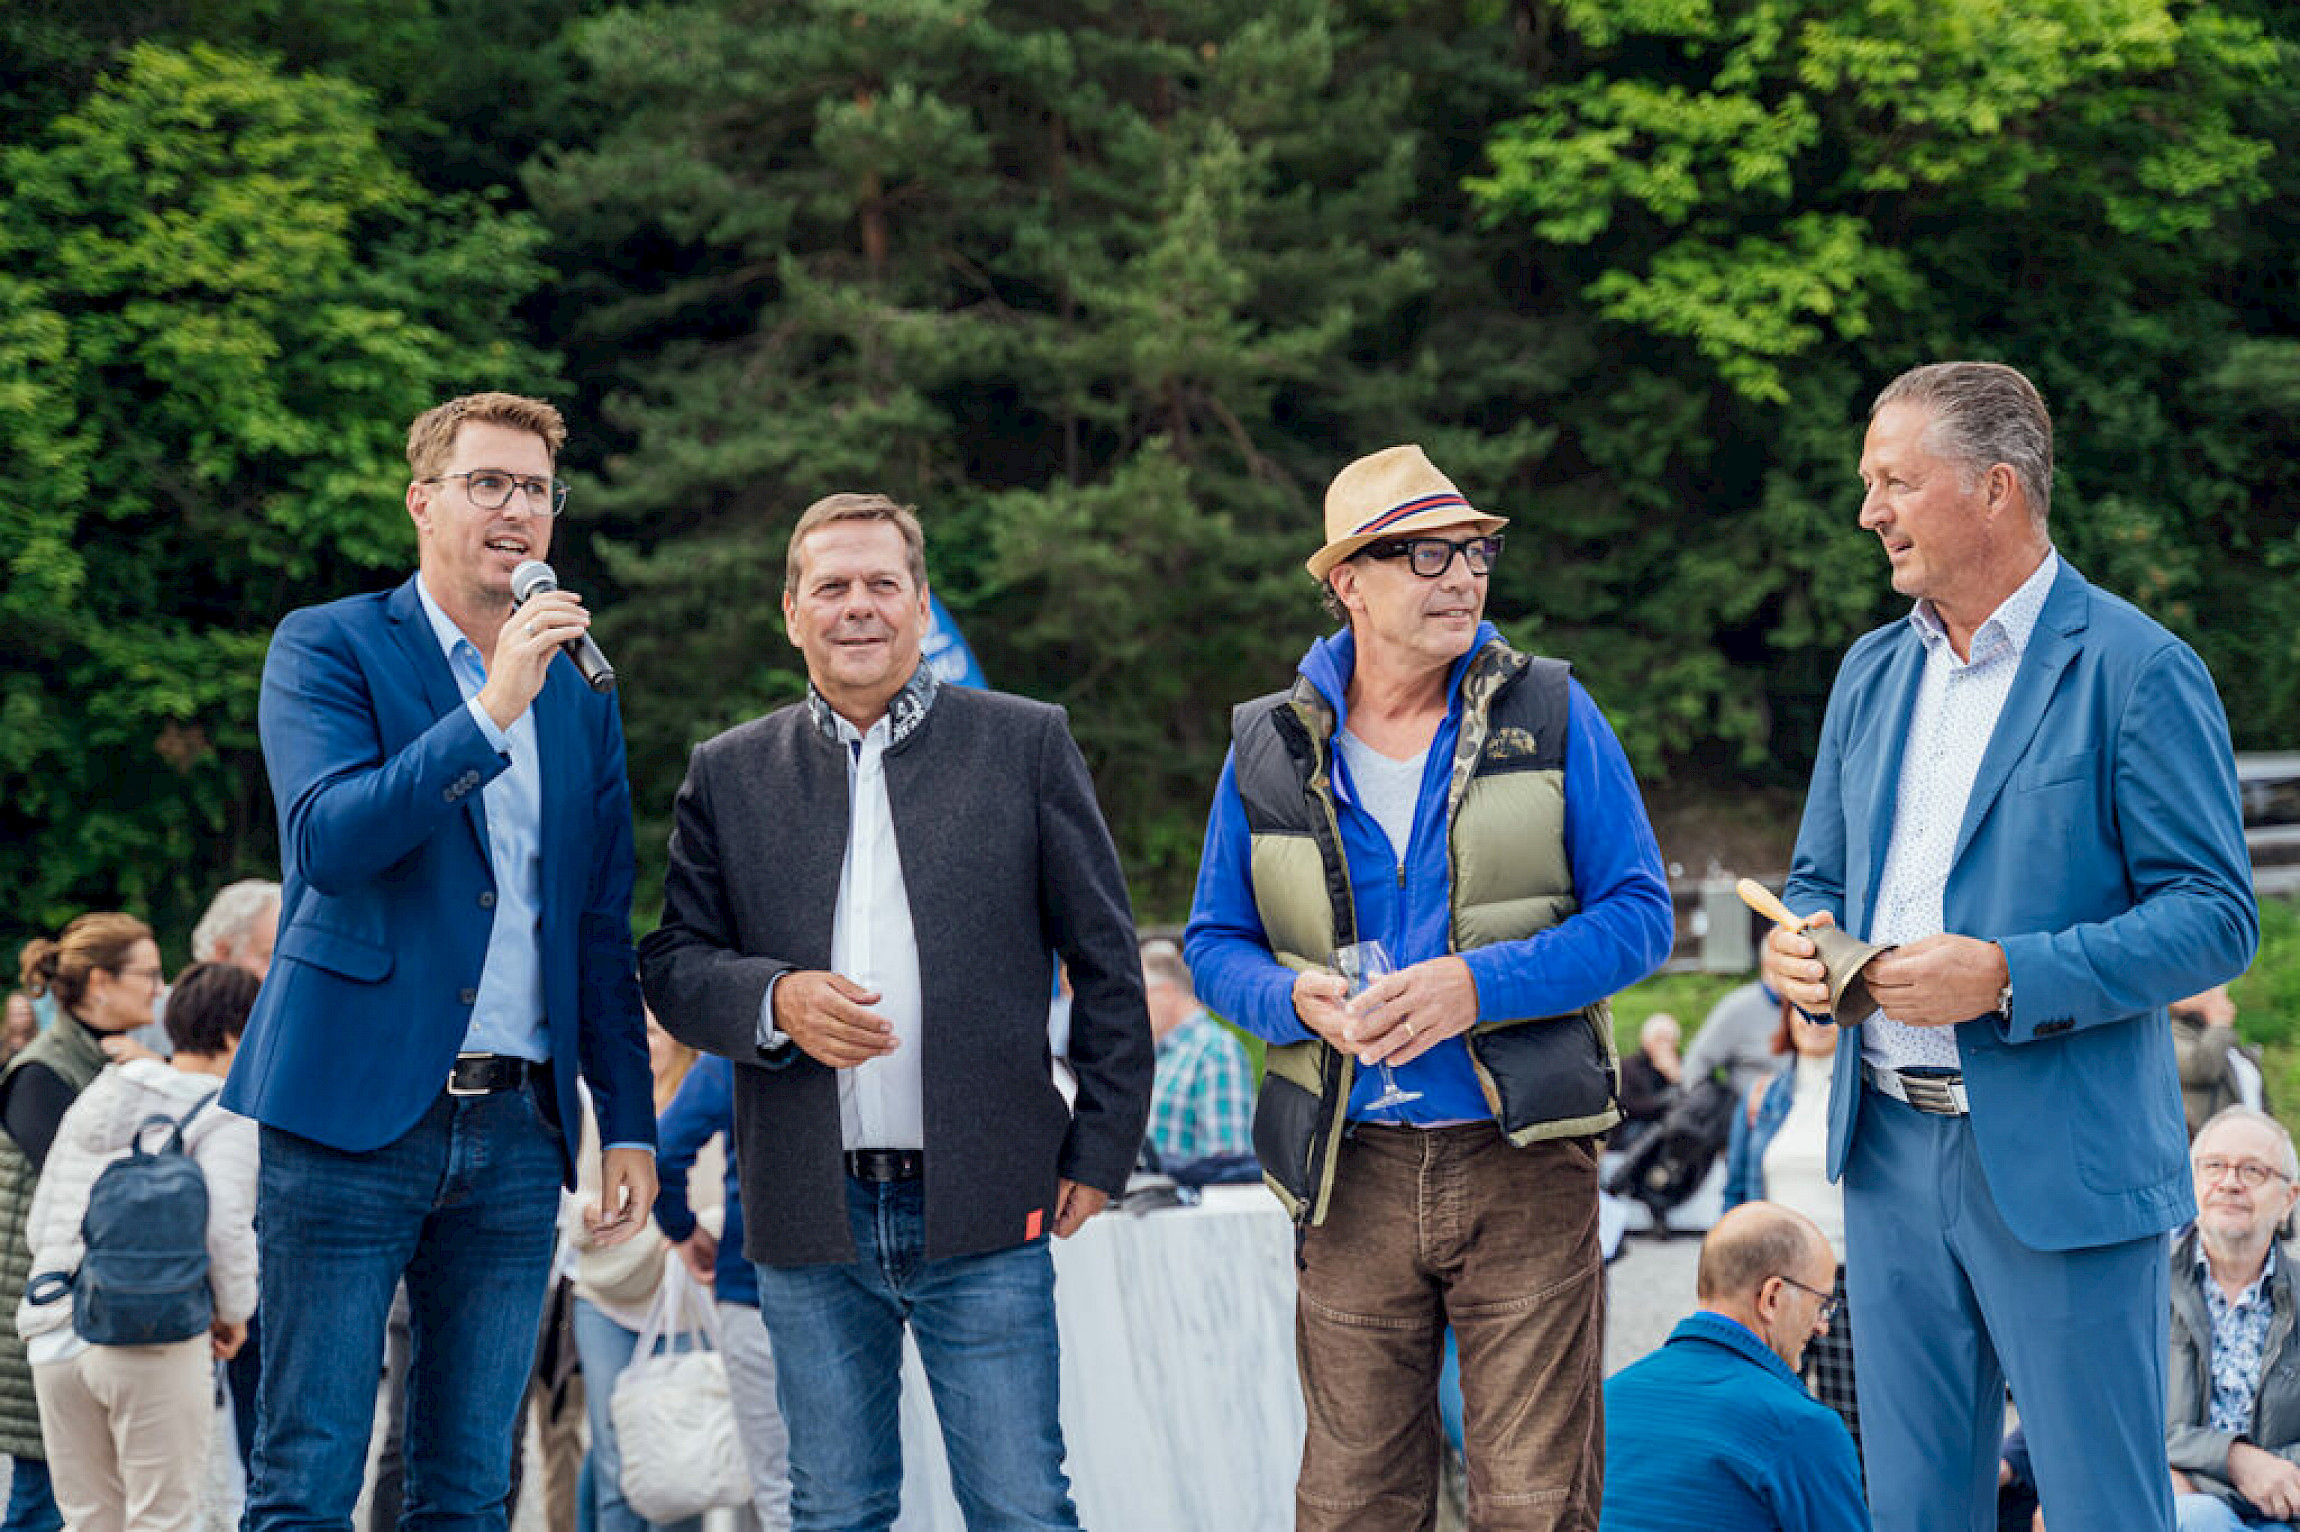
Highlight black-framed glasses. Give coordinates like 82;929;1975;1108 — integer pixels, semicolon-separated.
1773;1273;1842;1324
1360;534;1503;577
425;470;569;516
2194;1155;2293;1190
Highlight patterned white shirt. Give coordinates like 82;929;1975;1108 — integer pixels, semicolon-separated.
2199;1242;2278;1436
1864;551;2060;1072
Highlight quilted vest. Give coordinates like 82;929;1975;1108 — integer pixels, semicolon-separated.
0;1012;109;1458
1230;638;1621;1224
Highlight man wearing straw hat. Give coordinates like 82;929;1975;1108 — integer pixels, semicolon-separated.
1186;445;1674;1530
1759;361;2256;1531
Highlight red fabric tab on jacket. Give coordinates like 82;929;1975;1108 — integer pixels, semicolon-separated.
1025;1207;1044;1241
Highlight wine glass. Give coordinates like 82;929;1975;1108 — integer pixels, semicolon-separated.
1331;939;1422;1111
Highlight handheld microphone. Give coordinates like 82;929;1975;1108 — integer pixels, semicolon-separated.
511;561;618;693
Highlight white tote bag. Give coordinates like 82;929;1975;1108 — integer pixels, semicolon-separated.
609;1256;751;1521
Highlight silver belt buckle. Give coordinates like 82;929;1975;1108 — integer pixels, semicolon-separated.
448;1051;490;1097
1897;1069;1968;1115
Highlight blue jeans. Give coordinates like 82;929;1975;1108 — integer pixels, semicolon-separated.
2178;1495;2294;1532
1846;1092;2173;1532
752;1176;1075;1532
0;1457;60;1532
568;1297;701;1532
245;1087;563;1530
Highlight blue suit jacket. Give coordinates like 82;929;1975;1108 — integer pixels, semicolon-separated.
1601;1312;1871;1531
1786;559;2255;1250
223;575;654;1174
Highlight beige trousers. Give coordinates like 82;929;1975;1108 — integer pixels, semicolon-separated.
33;1336;213;1532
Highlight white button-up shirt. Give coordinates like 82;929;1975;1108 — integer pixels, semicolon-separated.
1865;551;2059;1072
828;713;927;1150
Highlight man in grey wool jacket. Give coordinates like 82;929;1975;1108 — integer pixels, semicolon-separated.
640;491;1154;1532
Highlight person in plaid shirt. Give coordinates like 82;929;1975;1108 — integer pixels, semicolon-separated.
1139;940;1253;1167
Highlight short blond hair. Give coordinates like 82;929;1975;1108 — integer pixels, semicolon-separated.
405;392;567;480
784;493;928;593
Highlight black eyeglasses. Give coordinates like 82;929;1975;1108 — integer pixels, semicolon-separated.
1774;1273;1841;1323
425;470;569;516
1359;534;1502;577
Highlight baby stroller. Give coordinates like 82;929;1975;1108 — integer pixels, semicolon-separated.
1604;1073;1737;1229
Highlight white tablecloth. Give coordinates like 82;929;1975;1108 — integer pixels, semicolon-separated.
892;1184;1302;1531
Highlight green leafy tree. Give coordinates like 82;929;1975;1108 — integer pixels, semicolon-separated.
1466;0;2293;784
531;0;1479;914
0;42;552;948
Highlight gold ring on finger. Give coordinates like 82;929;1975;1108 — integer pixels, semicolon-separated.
1403;1021;1416;1040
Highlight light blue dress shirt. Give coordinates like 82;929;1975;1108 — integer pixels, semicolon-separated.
415;577;548;1063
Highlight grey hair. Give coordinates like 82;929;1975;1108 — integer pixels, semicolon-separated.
191;879;281;962
1139;938;1193;995
1872;362;2054;527
2196;1104;2300;1184
1697;1203;1827;1305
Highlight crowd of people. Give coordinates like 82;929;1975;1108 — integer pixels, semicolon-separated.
0;356;2276;1532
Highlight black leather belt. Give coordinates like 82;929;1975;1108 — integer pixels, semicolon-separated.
846;1148;925;1183
447;1053;541;1097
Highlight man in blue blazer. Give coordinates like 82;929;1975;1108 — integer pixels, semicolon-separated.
225;392;656;1529
1762;361;2256;1531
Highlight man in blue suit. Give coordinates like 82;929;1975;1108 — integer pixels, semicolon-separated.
1761;361;2257;1531
225;392;657;1529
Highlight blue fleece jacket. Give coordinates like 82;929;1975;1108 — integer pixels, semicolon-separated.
1604;1312;1869;1531
1184;623;1673;1125
653;1053;756;1307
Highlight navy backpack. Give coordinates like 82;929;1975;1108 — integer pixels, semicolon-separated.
26;1091;218;1346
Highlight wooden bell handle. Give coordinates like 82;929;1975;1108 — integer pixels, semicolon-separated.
1736;878;1810;933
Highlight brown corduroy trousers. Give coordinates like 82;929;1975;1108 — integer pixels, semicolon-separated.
1294;1123;1605;1532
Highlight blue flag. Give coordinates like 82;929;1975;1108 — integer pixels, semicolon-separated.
922;593;988;689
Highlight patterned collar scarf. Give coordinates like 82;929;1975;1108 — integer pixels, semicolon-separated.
806;664;941;749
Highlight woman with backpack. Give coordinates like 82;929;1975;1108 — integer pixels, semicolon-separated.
17;961;260;1532
0;913;166;1532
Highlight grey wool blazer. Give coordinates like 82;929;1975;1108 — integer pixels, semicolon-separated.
640;683;1154;1268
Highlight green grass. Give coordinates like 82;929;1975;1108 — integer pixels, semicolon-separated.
2237;896;2300;1133
1610;970;1750;1057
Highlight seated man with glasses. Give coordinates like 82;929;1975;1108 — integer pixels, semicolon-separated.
2170;1106;2300;1531
1601;1202;1869;1531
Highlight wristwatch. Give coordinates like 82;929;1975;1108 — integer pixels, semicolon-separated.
1994;978;2014;1021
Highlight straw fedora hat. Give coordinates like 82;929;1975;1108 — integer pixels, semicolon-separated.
1306;445;1509;580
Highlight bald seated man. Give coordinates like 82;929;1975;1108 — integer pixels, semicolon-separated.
1602;1203;1871;1531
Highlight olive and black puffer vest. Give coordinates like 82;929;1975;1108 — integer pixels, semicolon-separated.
0;1011;109;1458
1230;638;1621;1224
